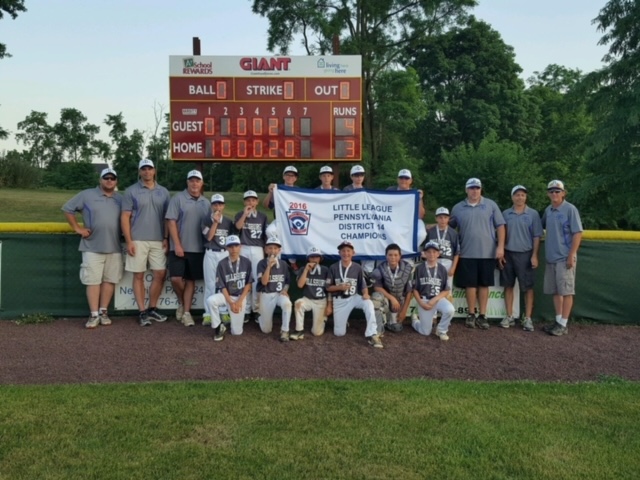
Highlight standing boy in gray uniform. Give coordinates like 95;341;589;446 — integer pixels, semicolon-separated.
294;247;333;337
427;207;460;291
256;237;293;341
165;170;210;327
121;158;171;327
206;235;253;341
541;180;583;336
449;177;505;329
63;168;123;328
500;185;543;331
235;190;268;320
201;193;234;326
326;241;383;348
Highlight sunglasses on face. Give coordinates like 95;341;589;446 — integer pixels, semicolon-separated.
548;190;563;194
467;186;481;190
352;173;364;177
102;176;117;181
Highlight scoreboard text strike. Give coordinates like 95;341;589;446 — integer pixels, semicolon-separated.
169;55;362;162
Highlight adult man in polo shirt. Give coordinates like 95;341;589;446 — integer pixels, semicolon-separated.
449;177;506;329
316;165;340;190
165;170;210;327
541;180;583;336
499;185;543;332
63;168;123;329
121;158;171;327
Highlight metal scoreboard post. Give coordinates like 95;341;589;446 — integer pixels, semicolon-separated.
169;55;362;162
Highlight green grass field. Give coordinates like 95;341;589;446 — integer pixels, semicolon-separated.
1;380;639;479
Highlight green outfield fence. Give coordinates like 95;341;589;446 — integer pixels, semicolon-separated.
1;224;639;323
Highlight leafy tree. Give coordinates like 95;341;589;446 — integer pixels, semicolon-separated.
406;17;540;169
104;113;145;187
16;111;59;168
576;0;640;229
432;133;545;212
251;0;476;182
41;161;97;190
0;149;40;188
53;108;101;162
0;0;26;59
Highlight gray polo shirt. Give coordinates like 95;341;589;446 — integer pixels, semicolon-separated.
121;181;170;241
201;215;235;251
449;197;505;259
62;187;122;253
503;206;543;253
542;200;583;263
165;190;210;253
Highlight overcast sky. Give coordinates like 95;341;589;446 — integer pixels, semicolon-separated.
0;0;609;152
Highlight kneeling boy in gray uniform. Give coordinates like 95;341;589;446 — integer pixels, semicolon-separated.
370;243;413;334
256;237;293;341
206;235;253;341
412;241;455;341
294;247;332;338
326;241;383;348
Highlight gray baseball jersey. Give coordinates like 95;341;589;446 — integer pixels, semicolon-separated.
216;256;254;297
342;184;363;192
542;200;583;263
426;226;460;261
256;258;291;293
327;261;367;298
234;210;268;247
62;187;122;253
315;185;340;190
449;197;505;258
297;264;330;299
121;181;170;241
371;260;413;296
413;263;450;299
502;206;543;252
165;190;210;253
201;215;235;251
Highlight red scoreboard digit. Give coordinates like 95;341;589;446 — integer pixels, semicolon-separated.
169;55;362;162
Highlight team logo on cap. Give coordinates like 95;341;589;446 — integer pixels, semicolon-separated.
286;207;311;236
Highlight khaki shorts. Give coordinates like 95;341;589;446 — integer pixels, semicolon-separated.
80;252;123;285
125;240;166;272
543;259;576;296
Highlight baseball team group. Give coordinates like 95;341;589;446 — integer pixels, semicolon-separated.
62;160;583;349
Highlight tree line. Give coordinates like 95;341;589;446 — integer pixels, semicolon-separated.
1;0;638;230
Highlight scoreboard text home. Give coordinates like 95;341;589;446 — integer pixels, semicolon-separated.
169;55;362;162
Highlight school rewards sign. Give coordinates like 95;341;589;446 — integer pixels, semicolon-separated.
274;185;420;260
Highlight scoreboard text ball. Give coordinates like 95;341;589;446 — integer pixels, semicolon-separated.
169;55;362;162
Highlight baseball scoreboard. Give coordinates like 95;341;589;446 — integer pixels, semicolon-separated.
169;55;362;162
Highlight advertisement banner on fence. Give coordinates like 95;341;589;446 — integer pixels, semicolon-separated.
114;271;205;311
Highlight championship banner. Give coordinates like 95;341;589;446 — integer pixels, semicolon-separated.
274;185;419;260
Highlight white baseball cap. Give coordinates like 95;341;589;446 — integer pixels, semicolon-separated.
350;165;365;175
283;165;298;175
435;207;450;216
100;167;117;178
265;236;281;246
225;235;241;246
511;185;527;196
337;240;355;250
423;240;441;251
398;169;412;179
320;165;333;174
547;180;565;191
243;190;258;199
187;170;203;180
465;177;482;188
138;158;154;169
210;194;225;203
307;246;322;257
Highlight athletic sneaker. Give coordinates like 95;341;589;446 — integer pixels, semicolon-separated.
85;315;100;329
547;322;568;336
202;315;212;327
499;316;515;328
214;323;226;342
436;331;449;341
385;322;403;333
542;322;567;334
475;315;490;330
139;311;152;327
289;330;305;341
99;312;112;326
280;331;290;342
175;304;184;322
182;311;195;327
522;317;534;332
465;314;476;328
147;308;167;322
368;334;384;349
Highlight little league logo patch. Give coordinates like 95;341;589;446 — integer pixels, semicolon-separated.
287;209;311;235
